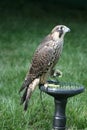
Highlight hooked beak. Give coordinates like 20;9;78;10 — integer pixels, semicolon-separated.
65;27;71;33
68;28;71;32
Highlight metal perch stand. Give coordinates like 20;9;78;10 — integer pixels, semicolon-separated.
39;80;84;130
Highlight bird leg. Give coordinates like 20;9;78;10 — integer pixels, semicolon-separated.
44;69;62;88
40;73;49;88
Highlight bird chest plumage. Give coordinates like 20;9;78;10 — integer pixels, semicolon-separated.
52;40;64;65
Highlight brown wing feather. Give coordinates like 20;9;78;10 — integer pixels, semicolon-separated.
19;37;54;92
29;41;54;77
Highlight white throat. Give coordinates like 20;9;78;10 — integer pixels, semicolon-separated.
52;32;64;42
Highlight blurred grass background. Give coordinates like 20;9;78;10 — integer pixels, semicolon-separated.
0;1;87;130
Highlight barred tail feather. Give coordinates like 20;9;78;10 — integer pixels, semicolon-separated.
20;87;28;105
20;87;32;111
24;87;32;110
19;78;40;111
19;77;32;93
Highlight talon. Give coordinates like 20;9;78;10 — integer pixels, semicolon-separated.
44;83;48;88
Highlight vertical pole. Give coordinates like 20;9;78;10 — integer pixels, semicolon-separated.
53;98;67;130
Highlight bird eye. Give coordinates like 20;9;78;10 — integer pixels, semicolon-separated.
61;26;65;31
58;26;63;31
57;27;61;31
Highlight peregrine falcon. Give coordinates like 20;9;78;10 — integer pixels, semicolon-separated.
19;25;70;110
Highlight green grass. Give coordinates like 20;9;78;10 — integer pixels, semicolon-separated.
0;2;87;130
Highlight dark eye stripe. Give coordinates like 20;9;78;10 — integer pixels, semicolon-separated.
58;26;63;38
57;26;63;31
60;26;63;30
56;26;63;38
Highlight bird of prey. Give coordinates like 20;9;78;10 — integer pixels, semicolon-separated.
19;25;70;110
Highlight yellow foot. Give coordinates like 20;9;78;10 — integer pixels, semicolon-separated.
44;83;49;88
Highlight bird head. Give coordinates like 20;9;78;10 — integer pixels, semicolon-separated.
51;25;70;41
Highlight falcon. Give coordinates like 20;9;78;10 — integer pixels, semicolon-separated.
19;25;70;110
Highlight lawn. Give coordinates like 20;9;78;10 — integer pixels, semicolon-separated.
0;1;87;130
